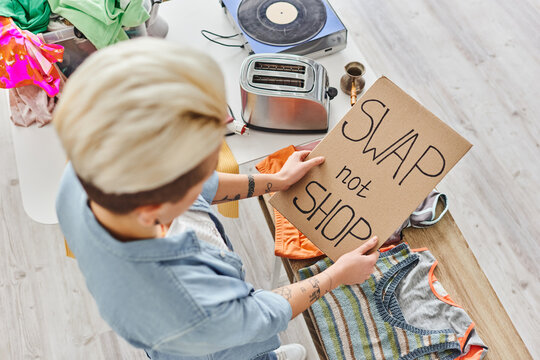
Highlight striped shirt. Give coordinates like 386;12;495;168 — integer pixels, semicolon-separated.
299;243;462;360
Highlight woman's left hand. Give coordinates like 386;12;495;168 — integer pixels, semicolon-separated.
275;151;325;191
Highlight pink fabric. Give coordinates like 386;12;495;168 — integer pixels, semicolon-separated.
9;85;57;127
295;140;321;151
0;16;64;97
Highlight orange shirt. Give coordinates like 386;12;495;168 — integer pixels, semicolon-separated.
256;145;324;259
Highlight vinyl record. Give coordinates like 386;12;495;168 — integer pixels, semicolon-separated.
238;0;327;46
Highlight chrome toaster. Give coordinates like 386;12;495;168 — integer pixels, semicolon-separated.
239;54;337;133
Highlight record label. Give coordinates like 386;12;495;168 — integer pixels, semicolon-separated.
266;2;298;25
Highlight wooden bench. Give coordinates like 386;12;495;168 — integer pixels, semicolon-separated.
259;194;532;360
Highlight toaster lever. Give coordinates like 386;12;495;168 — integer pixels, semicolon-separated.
326;87;338;100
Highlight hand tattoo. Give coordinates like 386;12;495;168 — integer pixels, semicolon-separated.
273;287;292;300
247;175;255;198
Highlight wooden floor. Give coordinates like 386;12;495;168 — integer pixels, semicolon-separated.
1;0;539;358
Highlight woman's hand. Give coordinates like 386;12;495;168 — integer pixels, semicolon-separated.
325;236;380;286
271;236;380;319
275;151;325;191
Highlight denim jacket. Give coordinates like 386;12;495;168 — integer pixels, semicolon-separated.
56;164;292;359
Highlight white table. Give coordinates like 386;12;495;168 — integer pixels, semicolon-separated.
2;91;67;225
3;0;377;224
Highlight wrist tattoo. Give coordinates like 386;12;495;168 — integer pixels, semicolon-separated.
215;194;241;203
247;175;255;198
265;182;273;193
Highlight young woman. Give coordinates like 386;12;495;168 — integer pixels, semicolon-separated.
54;38;379;360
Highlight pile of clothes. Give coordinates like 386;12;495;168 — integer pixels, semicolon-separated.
0;0;165;127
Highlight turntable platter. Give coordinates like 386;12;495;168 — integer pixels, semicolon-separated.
237;0;327;46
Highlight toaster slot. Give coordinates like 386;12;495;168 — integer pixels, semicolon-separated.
254;61;306;74
252;75;305;88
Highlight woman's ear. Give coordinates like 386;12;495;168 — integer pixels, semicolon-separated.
133;204;163;227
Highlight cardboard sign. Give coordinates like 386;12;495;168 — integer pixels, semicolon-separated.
270;77;472;260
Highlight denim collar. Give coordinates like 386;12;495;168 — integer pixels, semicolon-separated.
81;192;213;262
190;194;211;212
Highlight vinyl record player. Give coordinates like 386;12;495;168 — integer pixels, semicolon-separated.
220;0;347;58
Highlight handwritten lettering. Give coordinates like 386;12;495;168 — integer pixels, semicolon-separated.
293;181;326;214
399;145;445;185
341;99;446;185
335;165;372;198
293;180;372;248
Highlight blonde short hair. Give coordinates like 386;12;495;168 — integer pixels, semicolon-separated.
54;38;226;195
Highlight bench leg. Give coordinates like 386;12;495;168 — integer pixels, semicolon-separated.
271;255;283;289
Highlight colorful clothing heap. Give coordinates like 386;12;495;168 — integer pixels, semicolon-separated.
47;0;150;49
0;17;64;97
0;0;51;34
299;243;487;360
